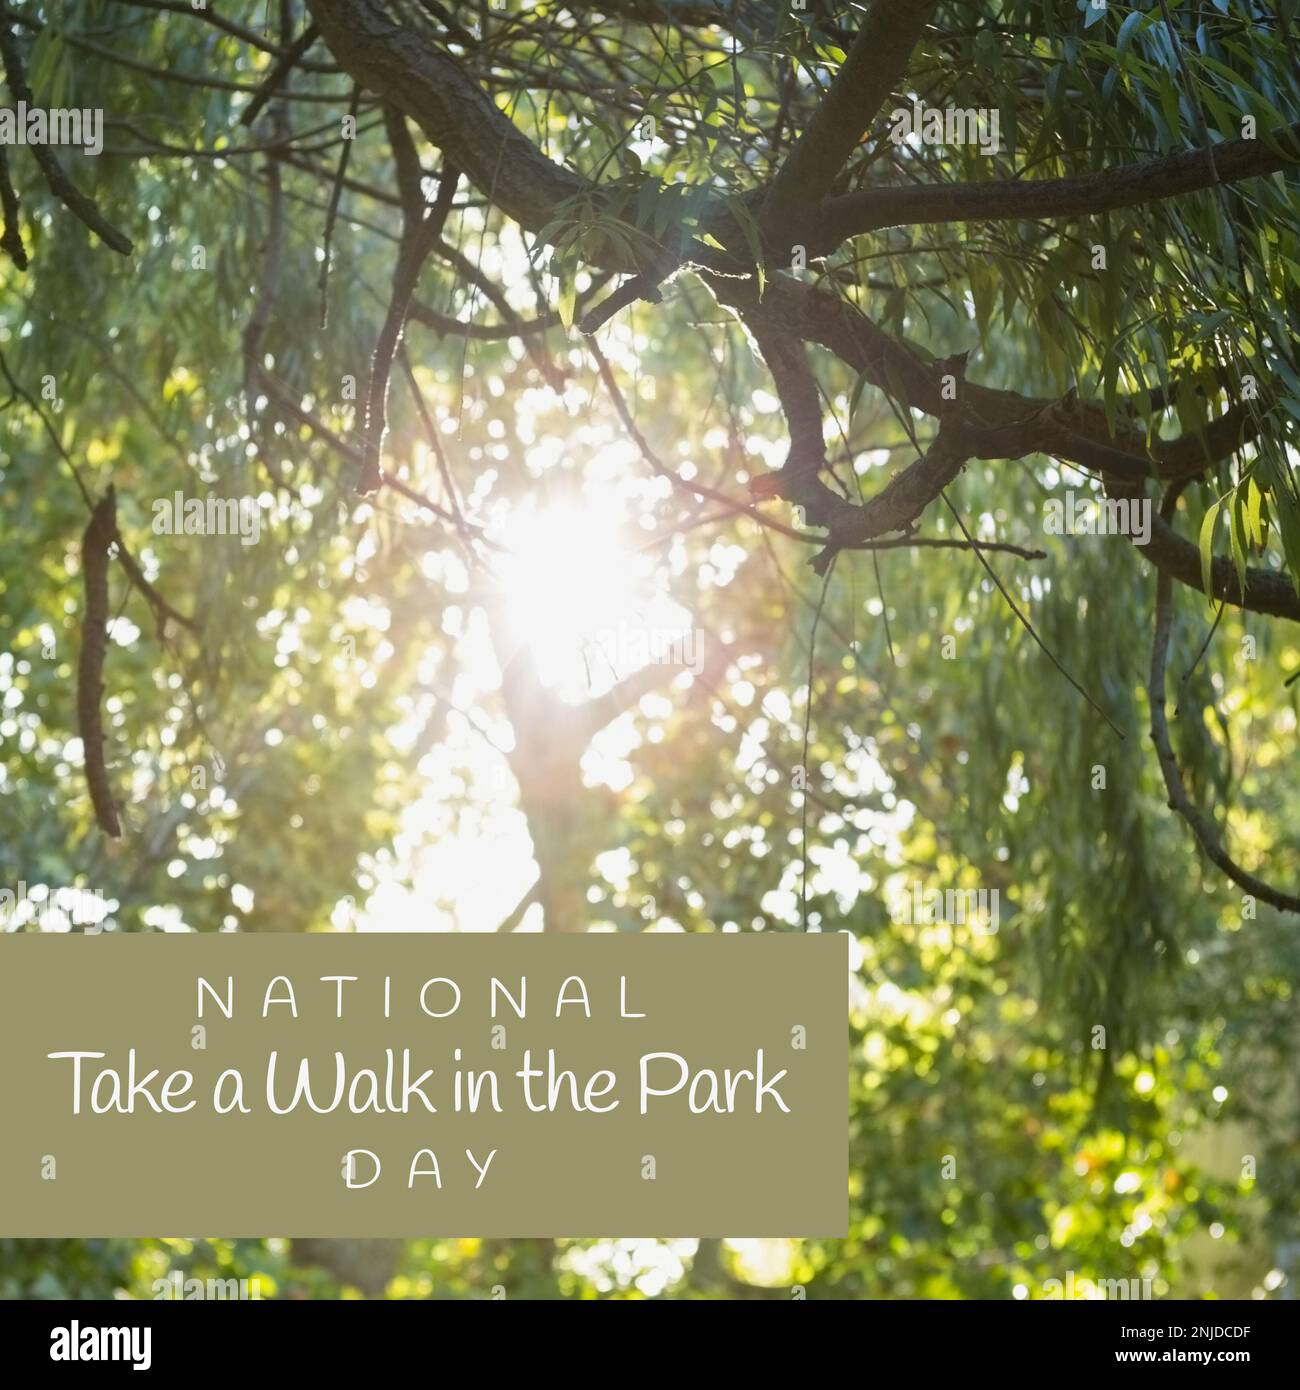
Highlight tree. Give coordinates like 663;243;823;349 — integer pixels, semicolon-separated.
1;0;1298;1299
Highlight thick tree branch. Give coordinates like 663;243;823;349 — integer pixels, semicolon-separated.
306;0;584;232
1112;479;1300;623
762;0;935;242
733;272;1276;605
746;325;846;528
812;121;1300;250
720;272;1260;482
300;4;1299;624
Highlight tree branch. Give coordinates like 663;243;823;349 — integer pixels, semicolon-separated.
239;22;322;127
357;107;459;492
1113;479;1300;623
0;17;133;255
78;488;124;838
1149;564;1300;911
762;0;936;243
0;143;26;267
812;121;1300;251
306;0;583;232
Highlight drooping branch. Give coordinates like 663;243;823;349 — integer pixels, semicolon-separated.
255;365;480;538
0;17;133;255
242;150;286;390
112;534;202;635
411;302;555;340
357;107;459;493
397;347;479;557
1149;565;1300;912
318;84;361;328
408;233;568;390
105;0;341;68
240;116;295;492
0;342;200;631
78;488;123;838
745;325;846;528
808;351;977;573
0;143;26;267
589;339;810;543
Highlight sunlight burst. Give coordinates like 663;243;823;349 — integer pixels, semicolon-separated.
497;499;639;656
492;497;690;698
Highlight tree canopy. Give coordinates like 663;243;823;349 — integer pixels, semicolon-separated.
1;0;1299;1300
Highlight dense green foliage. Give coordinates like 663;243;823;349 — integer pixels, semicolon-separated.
1;0;1298;1298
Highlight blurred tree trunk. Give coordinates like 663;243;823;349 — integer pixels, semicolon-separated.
292;1238;403;1297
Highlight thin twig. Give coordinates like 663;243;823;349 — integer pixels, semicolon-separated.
940;491;1125;740
0;144;26;267
800;554;836;932
239;21;321;127
318;84;360;328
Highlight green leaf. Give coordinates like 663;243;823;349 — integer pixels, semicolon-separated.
967;255;994;344
1229;495;1248;595
556;261;577;330
1198;500;1220;600
1245;474;1266;548
974;30;1000;72
1263;464;1300;594
1116;10;1146;55
725;194;766;299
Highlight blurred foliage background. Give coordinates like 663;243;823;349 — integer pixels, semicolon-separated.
2;0;1299;1298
